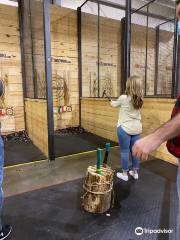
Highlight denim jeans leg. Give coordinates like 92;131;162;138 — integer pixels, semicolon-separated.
117;127;131;172
130;134;140;170
176;161;180;240
0;137;4;231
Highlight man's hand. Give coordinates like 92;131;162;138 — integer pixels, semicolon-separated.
132;134;162;161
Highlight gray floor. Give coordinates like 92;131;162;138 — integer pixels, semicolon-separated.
3;147;179;240
4;131;117;167
4;147;120;197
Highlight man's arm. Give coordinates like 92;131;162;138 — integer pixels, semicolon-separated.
132;113;180;161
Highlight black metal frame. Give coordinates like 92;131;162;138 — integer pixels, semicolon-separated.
29;0;37;99
173;4;180;98
121;17;126;93
79;0;124;10
80;0;172;22
132;0;156;14
19;0;55;160
131;1;177;98
19;0;46;100
43;0;55;160
157;19;176;98
79;0;176;99
19;0;34;99
155;19;176;98
97;2;100;97
124;0;131;84
18;0;27;130
154;26;159;96
144;5;149;97
18;0;179;161
175;35;180;96
78;0;128;98
79;1;101;98
77;7;82;126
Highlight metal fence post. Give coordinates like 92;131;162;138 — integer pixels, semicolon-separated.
124;0;131;83
43;0;55;160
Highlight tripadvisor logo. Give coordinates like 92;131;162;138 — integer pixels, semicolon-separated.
135;227;143;236
135;227;173;236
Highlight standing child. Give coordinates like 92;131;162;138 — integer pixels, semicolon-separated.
110;76;143;181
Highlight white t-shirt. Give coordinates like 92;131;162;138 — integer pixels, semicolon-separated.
110;95;142;135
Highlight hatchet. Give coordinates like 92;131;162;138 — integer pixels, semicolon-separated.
102;90;111;101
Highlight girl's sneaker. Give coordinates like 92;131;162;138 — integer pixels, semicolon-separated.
129;170;139;180
116;172;128;181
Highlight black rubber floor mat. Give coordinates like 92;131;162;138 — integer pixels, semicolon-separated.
4;132;117;167
4;141;46;167
54;132;117;158
3;160;178;240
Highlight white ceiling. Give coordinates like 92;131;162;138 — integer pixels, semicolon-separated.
142;0;175;9
0;0;176;16
0;0;17;6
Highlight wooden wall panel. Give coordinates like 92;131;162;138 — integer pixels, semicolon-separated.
25;99;48;157
131;24;174;96
0;4;25;134
81;12;121;98
81;98;178;165
157;31;174;95
50;6;79;130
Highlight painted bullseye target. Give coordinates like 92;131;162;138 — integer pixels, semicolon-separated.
56;76;65;100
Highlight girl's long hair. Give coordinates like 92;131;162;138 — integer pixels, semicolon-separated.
125;76;143;109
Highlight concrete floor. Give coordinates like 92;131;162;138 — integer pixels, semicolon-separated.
4;147;120;197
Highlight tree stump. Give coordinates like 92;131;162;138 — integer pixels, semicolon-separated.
82;165;114;214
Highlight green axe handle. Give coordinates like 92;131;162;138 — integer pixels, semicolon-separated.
96;148;102;175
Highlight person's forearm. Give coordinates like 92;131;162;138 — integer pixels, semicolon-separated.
152;113;180;144
110;100;121;108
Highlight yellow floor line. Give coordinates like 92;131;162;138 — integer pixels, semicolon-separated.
4;145;119;170
4;159;47;170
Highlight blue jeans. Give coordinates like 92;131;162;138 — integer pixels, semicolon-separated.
0;137;4;231
117;127;140;171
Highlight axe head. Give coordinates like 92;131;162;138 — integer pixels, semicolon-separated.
102;90;106;98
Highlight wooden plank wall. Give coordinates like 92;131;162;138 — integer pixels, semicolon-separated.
81;98;178;165
81;12;98;97
21;2;49;157
141;98;177;164
0;4;175;164
50;7;121;130
25;99;48;156
158;30;174;95
81;12;121;98
131;24;156;95
50;6;79;130
131;24;174;96
30;1;46;99
80;15;173;98
81;98;118;141
99;17;121;97
0;4;25;134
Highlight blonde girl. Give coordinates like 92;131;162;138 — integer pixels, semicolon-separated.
110;76;143;181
